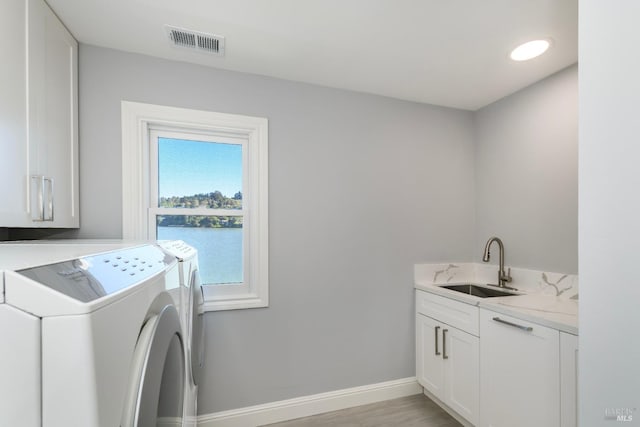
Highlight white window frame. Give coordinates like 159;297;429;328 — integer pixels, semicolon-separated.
121;101;268;311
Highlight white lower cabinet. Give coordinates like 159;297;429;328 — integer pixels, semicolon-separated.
560;332;578;427
443;323;479;423
416;314;445;396
416;291;479;425
416;290;578;427
479;309;560;427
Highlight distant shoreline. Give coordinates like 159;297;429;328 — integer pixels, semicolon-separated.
158;224;242;229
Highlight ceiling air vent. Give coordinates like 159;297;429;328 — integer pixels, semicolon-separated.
165;25;225;56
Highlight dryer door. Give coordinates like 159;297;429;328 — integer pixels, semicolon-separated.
189;268;205;385
122;304;185;427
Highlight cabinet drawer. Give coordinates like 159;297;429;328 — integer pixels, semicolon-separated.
416;290;479;336
479;308;560;427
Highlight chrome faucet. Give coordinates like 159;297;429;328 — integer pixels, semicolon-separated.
482;237;513;289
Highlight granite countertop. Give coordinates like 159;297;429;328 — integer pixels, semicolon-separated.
415;281;578;335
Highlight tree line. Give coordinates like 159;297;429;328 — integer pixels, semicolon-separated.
158;191;243;229
157;215;242;228
160;191;242;210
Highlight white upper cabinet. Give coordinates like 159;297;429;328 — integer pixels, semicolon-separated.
0;0;78;228
0;0;30;226
28;0;79;227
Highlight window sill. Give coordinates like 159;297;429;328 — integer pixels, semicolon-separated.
202;286;269;312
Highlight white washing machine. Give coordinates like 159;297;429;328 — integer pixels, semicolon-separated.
158;240;205;427
0;241;187;427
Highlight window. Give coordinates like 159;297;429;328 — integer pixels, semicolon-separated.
150;130;246;286
122;102;268;311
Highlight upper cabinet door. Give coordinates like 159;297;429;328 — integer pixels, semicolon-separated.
0;0;30;227
0;0;78;228
28;0;79;228
44;0;79;228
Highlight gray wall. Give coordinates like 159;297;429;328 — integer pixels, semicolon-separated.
77;45;476;413
579;2;640;425
474;65;578;274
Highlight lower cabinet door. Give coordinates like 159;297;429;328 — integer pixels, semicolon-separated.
416;314;445;396
417;314;479;425
480;309;560;427
560;332;578;427
444;326;479;425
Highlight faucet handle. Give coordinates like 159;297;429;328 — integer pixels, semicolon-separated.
500;267;513;283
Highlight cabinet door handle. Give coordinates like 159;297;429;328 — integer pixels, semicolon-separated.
442;329;448;359
30;176;54;222
492;317;533;332
44;177;54;221
31;175;45;221
434;326;441;356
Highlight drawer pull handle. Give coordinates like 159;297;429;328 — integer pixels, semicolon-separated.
435;326;441;356
492;317;533;332
442;329;448;359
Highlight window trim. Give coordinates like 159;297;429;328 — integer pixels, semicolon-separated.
121;101;269;311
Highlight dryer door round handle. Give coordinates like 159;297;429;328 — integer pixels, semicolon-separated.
121;304;185;426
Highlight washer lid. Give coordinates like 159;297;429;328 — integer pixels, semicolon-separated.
5;245;176;316
17;245;173;303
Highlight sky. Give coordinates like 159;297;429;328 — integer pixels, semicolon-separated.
158;137;242;198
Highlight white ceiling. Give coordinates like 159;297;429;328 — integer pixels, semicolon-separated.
47;0;578;110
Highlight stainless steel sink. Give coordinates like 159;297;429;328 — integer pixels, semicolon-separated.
439;284;519;298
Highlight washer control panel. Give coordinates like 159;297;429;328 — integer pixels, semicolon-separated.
158;240;197;261
17;245;175;302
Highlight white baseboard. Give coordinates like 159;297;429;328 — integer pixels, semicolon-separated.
197;377;422;427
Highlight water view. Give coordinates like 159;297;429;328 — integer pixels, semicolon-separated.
156;137;245;285
157;226;243;285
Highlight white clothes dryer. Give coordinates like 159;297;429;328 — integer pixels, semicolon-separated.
0;242;186;427
158;240;205;427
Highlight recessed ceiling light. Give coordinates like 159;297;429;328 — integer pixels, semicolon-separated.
510;39;551;61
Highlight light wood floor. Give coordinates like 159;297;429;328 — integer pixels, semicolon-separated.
260;394;463;427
